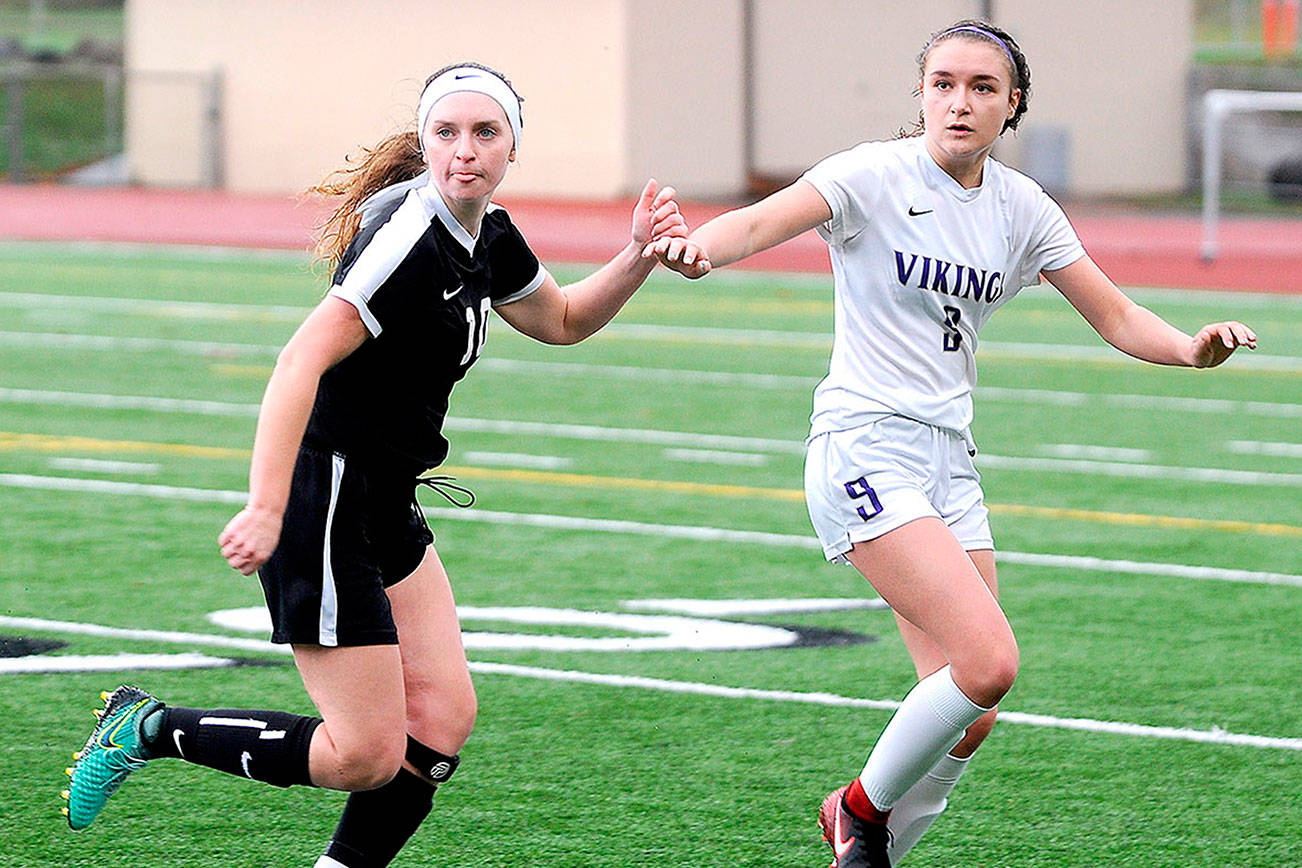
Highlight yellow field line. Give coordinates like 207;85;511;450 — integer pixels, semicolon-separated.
440;464;806;501
0;432;246;459
987;502;1302;538
3;431;1297;537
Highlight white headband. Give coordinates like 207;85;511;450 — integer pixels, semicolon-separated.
416;66;523;152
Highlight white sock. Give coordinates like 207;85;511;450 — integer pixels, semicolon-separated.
886;752;971;863
313;857;350;868
858;665;989;810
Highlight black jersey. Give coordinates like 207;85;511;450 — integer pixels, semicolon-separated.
304;184;545;477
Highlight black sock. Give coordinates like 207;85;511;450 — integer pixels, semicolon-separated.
323;768;436;868
141;705;320;788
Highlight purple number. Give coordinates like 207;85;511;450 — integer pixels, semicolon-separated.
942;305;962;352
843;477;882;521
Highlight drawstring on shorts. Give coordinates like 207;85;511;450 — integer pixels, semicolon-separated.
416;474;476;508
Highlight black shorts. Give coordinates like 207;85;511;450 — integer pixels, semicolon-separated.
257;446;434;647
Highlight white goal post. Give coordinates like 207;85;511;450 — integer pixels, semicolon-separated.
1201;88;1302;261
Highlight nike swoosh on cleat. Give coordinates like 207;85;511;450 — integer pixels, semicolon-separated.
833;809;856;860
240;751;253;779
172;728;185;759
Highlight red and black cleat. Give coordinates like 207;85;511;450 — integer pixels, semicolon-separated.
817;784;892;868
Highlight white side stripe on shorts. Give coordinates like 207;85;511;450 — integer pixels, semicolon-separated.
319;454;346;647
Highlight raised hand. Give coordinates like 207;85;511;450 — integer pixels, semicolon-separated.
1188;320;1257;368
631;179;687;247
643;234;712;279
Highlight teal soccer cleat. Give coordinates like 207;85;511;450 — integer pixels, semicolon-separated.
63;686;161;830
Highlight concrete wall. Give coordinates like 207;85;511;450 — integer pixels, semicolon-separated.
125;0;1193;198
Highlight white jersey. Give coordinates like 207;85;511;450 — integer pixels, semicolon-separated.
802;136;1085;439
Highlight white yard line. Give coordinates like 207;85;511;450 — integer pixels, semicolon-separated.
461;451;576;470
1;472;1298;588
1;389;1298;486
6;250;1301;308
1036;444;1155;462
977;386;1302;420
2;321;1298;370
0;291;308;322
1226;440;1302;459
0;330;279;357
0;614;1296;751
48;457;160;475
0;652;235;674
477;358;818;389
3;350;1300;418
0;387;261;416
663;448;770;466
978;453;1302;487
443;416;804;454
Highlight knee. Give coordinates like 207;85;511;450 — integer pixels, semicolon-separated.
407;675;478;751
331;731;405;791
953;639;1019;707
983;642;1019;700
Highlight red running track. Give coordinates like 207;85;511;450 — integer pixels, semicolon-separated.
2;183;1300;293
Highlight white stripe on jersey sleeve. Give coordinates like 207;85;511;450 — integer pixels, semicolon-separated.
493;265;549;307
328;191;430;338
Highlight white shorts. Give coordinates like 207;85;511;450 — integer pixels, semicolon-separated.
804;415;993;563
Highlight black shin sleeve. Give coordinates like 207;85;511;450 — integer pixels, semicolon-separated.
322;738;459;868
148;706;320;788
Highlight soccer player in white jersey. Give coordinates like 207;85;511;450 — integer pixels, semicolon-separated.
63;63;687;866
649;20;1256;868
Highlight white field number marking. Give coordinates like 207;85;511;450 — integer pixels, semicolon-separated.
1;614;1297;751
205;600;873;652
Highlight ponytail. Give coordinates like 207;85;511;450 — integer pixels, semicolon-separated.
308;130;424;273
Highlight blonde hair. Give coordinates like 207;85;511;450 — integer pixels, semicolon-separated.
307;130;424;273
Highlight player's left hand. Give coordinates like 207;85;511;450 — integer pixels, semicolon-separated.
631;179;687;247
1188;320;1257;368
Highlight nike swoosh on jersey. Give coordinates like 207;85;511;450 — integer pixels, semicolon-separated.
907;206;933;217
443;284;463;300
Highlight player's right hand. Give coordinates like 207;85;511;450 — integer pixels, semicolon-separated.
218;505;283;576
643;236;712;279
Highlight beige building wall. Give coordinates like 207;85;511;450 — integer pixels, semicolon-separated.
126;0;631;197
750;0;973;177
994;0;1192;194
625;0;748;197
125;0;1191;198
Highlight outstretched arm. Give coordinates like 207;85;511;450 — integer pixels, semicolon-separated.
218;297;369;574
644;179;832;279
1044;255;1256;367
496;179;685;344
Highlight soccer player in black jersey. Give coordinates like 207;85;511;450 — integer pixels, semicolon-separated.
64;63;687;867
